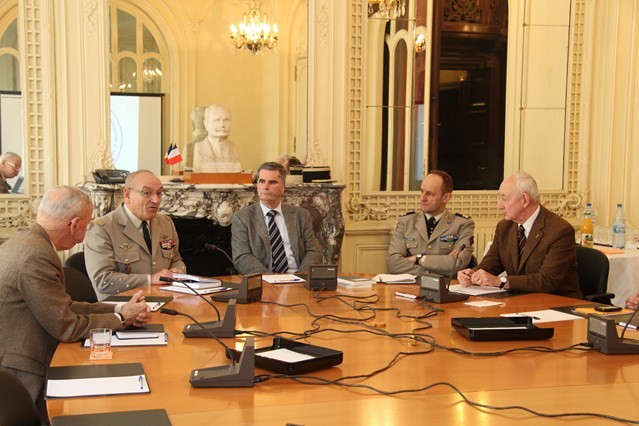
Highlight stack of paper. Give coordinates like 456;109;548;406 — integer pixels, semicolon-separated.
337;276;375;289
172;273;222;289
373;274;416;284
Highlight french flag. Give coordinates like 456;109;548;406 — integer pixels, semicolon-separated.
164;143;183;165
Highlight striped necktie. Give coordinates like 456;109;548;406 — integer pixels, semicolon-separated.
517;224;527;258
267;210;288;273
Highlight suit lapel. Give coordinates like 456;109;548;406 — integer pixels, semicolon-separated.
283;205;300;256
117;206;149;254
253;204;270;248
415;214;430;243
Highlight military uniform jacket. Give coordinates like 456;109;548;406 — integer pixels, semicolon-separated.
477;205;582;298
0;223;121;402
84;205;186;300
231;203;323;274
386;209;475;275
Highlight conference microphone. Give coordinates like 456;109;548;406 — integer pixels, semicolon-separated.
160;276;236;338
205;244;263;305
205;243;239;275
160;308;255;387
418;243;469;304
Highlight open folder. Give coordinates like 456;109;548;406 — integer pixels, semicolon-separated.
46;363;150;398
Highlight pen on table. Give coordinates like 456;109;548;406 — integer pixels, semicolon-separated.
619;322;638;330
516;313;540;320
138;375;144;389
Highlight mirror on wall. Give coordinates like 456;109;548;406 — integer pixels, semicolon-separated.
365;0;508;192
0;14;26;195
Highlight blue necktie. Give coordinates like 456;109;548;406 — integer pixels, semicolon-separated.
267;210;288;273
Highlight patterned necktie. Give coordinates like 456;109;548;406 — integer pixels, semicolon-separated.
517;224;527;258
141;220;152;253
427;216;438;237
267;210;288;273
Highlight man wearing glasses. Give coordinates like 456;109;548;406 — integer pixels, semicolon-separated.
85;169;186;300
0;152;22;193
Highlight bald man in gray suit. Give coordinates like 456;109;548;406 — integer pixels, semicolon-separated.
232;162;322;274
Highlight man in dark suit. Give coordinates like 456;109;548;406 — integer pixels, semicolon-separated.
232;161;322;274
0;152;21;193
0;186;150;423
457;171;582;298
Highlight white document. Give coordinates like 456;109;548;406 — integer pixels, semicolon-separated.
262;274;305;284
160;285;231;295
448;284;507;296
501;310;584;324
103;301;166;312
464;300;504;307
258;348;314;363
46;374;149;398
373;274;416;284
83;333;167;347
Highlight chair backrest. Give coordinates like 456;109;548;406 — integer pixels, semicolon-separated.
0;368;40;426
576;246;610;297
64;251;88;278
63;266;98;303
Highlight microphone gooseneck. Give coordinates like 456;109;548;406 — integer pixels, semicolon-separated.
446;244;467;291
160;276;221;321
160;308;235;364
205;244;240;274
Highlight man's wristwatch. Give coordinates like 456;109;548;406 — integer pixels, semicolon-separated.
415;254;424;265
499;276;508;289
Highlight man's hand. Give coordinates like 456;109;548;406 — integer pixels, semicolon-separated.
457;268;474;286
468;269;500;287
120;290;151;327
151;269;174;285
626;294;639;310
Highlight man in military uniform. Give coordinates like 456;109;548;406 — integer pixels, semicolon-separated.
84;170;186;300
386;170;475;275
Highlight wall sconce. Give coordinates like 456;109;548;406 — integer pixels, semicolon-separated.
415;34;426;53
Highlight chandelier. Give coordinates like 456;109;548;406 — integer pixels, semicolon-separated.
368;0;406;19
230;1;279;54
141;67;162;83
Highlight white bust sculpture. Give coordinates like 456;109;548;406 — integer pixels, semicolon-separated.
192;104;242;173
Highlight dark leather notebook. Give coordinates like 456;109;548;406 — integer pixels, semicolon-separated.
52;409;171;426
452;317;554;341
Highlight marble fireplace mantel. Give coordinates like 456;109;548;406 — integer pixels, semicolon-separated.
80;182;346;266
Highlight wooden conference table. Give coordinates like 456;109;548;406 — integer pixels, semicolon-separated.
48;278;639;425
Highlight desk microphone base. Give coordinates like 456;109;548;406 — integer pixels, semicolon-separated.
190;338;255;387
182;299;236;338
588;314;639;355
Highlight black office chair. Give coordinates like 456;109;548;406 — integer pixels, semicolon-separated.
64;266;98;303
0;368;40;426
64;251;88;279
576;246;615;305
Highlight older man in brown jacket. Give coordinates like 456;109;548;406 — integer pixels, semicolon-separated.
0;186;150;423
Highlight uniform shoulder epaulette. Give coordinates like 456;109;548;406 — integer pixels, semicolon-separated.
400;211;416;217
455;212;472;220
93;218;105;226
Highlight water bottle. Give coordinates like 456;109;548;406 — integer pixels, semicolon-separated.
583;202;597;225
612;203;626;249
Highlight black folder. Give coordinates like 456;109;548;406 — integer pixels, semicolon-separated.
52;409;171;426
46;363;150;398
451;317;554;341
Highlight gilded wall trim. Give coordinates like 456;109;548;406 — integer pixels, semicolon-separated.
344;0;585;225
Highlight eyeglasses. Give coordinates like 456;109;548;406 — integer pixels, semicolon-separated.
128;187;163;199
6;160;20;171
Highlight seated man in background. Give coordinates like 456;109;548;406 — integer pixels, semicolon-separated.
85;169;186;300
0;185;149;423
0;151;22;193
457;171;582;298
232;161;322;274
387;170;475;275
